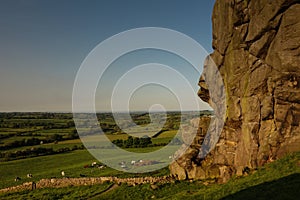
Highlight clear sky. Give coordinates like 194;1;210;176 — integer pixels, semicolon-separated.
0;0;215;112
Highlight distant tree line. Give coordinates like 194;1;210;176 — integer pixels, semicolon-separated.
0;133;15;140
112;136;152;148
0;121;75;129
111;135;183;149
0;137;42;150
0;112;73;120
0;132;79;151
0;145;85;161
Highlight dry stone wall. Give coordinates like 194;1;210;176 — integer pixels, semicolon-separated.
0;176;174;193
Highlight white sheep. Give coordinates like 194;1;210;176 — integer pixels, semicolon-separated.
61;171;65;176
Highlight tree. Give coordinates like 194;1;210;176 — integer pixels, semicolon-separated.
112;139;124;147
125;136;134;148
48;134;63;142
133;137;140;146
140;135;152;147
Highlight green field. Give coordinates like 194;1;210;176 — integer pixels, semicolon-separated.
0;183;113;200
0;150;97;189
1;112;200;163
0;148;172;189
0;152;299;199
3;112;298;200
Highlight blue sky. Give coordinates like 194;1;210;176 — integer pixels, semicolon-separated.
0;0;215;112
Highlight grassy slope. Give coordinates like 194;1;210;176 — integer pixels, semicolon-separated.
0;150;96;189
0;148;170;189
104;152;300;200
0;183;113;200
0;150;132;189
0;152;299;200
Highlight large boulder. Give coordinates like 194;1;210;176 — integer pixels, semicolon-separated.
170;0;300;182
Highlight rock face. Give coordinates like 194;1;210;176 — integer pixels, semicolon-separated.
170;0;300;182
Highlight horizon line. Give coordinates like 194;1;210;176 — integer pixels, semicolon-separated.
0;109;213;113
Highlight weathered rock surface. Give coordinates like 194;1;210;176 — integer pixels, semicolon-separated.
170;0;300;182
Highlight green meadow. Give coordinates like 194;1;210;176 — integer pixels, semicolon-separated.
0;112;197;188
0;152;299;200
1;112;298;200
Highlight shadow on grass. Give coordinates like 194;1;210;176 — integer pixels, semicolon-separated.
222;173;300;200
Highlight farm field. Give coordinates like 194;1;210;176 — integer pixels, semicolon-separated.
0;112;299;200
0;152;299;199
0;111;210;189
0;149;170;189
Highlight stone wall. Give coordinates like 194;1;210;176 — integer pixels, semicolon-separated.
0;176;174;193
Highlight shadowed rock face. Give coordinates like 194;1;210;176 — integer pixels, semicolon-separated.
170;0;300;182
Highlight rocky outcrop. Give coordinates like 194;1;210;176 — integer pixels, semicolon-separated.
170;0;300;182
